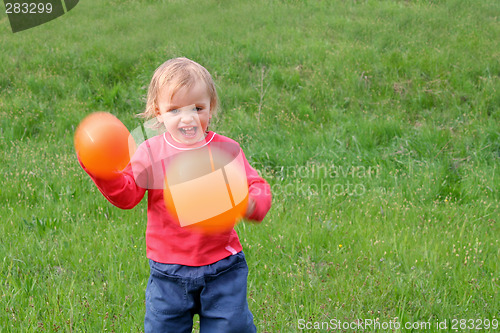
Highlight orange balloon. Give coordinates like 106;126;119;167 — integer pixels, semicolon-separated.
164;143;249;234
74;112;135;179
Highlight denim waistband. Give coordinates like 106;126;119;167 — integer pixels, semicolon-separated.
149;251;246;280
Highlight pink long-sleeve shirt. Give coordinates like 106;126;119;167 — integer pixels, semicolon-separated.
80;131;271;266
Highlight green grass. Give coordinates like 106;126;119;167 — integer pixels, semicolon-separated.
1;0;499;331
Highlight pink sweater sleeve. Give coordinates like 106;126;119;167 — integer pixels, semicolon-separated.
78;156;146;210
241;151;272;222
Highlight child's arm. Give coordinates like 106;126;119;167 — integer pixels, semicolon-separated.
77;140;157;209
241;151;272;222
79;158;146;210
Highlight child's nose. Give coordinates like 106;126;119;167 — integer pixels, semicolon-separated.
180;112;194;123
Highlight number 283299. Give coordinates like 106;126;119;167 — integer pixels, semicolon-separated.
5;2;53;14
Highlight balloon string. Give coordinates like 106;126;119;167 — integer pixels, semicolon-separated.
208;145;215;172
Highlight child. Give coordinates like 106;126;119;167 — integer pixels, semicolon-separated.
79;57;272;332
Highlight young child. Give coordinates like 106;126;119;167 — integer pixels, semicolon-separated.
79;57;272;332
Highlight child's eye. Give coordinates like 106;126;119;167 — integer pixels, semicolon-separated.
169;109;179;114
194;106;203;112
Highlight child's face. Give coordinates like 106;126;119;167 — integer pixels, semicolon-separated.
156;81;212;145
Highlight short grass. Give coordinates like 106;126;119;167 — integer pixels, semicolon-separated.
1;0;499;332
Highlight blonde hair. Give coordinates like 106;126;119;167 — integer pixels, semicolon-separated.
140;57;219;125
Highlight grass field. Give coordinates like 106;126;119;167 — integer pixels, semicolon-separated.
1;0;499;331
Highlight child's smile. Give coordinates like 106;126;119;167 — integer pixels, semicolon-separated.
156;81;212;145
179;126;197;138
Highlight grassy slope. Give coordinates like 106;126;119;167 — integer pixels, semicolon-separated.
0;0;498;331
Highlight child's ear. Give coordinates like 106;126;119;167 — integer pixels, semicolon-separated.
155;107;163;123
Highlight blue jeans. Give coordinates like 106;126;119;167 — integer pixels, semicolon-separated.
145;252;256;333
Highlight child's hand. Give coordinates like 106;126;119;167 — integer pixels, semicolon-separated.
244;197;256;219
